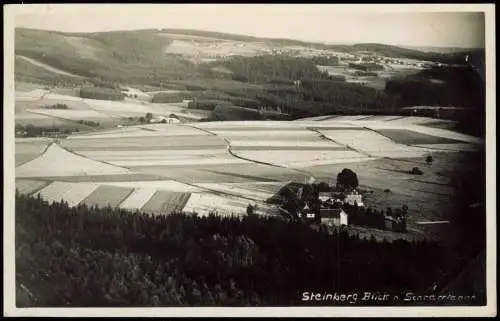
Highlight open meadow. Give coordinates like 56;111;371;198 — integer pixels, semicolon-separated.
14;110;483;243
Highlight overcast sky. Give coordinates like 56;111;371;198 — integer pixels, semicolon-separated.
12;4;486;48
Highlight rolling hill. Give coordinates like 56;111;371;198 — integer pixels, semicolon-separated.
15;28;483;85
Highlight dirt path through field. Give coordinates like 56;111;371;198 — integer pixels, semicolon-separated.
17;55;87;79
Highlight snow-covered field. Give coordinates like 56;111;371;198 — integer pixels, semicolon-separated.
16;143;130;178
118;188;161;211
235;150;369;167
182;193;254;217
35;181;100;207
15;116;483;227
92;180;204;193
318;129;429;158
230;140;344;148
196;182;281;202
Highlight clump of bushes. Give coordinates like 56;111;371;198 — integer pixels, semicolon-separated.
348;62;384;72
212;105;263;121
76;120;100;127
80;87;125;101
15;124;77;138
42;103;68;109
187;100;229;111
409;167;424;175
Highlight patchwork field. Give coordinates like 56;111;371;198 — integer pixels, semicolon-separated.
14;116;484;241
14;90;211;132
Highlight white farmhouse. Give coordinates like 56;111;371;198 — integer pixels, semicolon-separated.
152;115;181;124
320;207;349;227
344;189;364;207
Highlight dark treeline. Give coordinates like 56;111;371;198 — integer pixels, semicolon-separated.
16;187;485;307
386;66;484;109
199;55;391;116
76;120;100;127
211;105;264;121
15;124;78;138
80;86;125;101
210;55;330;84
342;203;407;233
348;62;385;72
386;65;485;137
42;103;68;109
199;55;484;131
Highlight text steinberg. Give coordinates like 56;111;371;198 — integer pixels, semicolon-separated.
302;291;391;304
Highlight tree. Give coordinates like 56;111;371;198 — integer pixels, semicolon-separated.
246;204;254;216
336;168;359;192
409;167;423;175
301;184;314;202
426;155;433;164
317;182;330;192
145;113;153;123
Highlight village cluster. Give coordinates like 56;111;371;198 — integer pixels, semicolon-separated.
263;168;408;233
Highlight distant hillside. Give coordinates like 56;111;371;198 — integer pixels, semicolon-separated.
403;45;482;54
15;27;484;90
15;28;197;84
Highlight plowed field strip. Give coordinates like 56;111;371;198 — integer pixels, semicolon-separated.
80;185;134;208
140;190;192;215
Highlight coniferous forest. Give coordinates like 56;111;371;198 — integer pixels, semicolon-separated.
16;189;485;307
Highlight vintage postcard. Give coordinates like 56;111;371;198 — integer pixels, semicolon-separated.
3;3;496;317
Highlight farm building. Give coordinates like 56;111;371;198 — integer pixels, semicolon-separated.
320;189;364;208
344;190;364;207
320;198;348;227
152;115;181;124
297;202;320;222
320;208;348;227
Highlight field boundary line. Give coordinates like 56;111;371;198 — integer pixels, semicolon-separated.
25;109;98;131
26;180;53;197
184;123;316;179
221;136;317;183
360;126;433;165
15;141;55;167
180;124;219;136
409;178;459;188
56;143;132;173
308;127;374;158
114;187;140;210
383;115;407;122
410;188;455;197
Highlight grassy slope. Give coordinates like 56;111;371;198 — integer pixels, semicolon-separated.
15;28;196;84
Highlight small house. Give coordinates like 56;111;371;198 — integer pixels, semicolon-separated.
344;190;364;207
153;115;181;124
320;208;348;227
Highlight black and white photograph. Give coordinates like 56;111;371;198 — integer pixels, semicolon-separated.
3;3;496;317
